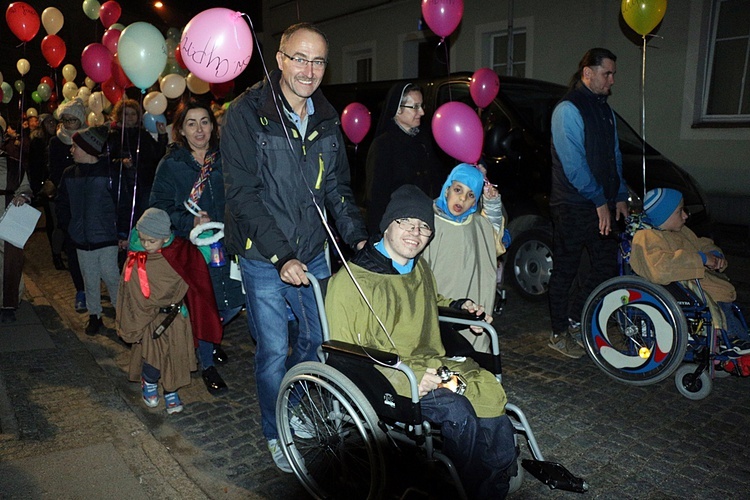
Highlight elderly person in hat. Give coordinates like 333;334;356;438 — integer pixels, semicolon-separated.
48;98;88;310
56;125;130;335
325;184;518;499
117;207;223;415
630;188;748;346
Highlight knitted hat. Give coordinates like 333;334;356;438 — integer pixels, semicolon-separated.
643;188;683;227
72;126;108;156
136;208;172;239
435;163;484;223
380;184;435;234
57;97;86;125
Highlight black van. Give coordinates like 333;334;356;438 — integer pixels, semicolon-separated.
324;72;710;300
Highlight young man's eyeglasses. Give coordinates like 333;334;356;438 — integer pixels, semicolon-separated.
394;219;432;236
400;103;425;111
279;51;327;70
62;117;80;124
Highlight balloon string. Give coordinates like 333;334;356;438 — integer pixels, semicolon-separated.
641;35;647;203
241;12;396;351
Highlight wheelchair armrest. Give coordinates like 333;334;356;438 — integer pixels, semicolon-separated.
438;306;485;322
323;339;400;367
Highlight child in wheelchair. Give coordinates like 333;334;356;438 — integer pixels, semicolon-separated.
326;185;518;498
629;188;750;354
422;163;510;354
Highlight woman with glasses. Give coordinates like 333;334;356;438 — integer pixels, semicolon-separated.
365;82;443;234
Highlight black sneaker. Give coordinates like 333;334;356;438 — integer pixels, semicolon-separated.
202;366;228;395
85;315;102;335
213;346;229;365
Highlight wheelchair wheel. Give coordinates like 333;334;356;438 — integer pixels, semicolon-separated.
674;364;713;400
581;276;688;386
276;362;386;499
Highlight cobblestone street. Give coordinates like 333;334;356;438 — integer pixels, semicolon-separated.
2;228;749;499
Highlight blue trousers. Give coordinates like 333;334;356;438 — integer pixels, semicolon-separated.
419;389;517;499
239;252;330;440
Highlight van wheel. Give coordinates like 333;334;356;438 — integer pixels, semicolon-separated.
507;228;553;301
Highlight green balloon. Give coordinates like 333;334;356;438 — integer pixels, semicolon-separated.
82;0;101;21
32;91;42;104
37;82;52;101
14;80;24;93
1;82;12;104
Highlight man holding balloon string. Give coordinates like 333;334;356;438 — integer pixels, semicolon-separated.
548;48;629;359
221;22;367;473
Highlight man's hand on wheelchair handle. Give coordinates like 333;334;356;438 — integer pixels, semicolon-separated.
460;300;492;332
418;368;442;398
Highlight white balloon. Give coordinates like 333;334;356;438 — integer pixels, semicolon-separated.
160;73;186;99
89;92;104;113
143;91;167;115
62;81;79;101
85;77;96;89
26;107;38;118
87;111;105;126
77;86;92;101
17;59;30;76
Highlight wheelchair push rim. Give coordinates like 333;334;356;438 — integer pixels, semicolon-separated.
581;276;688;386
276;362;386;500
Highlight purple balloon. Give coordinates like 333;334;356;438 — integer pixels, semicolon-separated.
432;101;483;164
81;43;114;83
470;68;500;109
341;102;371;144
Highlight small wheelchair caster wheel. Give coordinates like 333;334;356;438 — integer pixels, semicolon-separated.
674;364;712;400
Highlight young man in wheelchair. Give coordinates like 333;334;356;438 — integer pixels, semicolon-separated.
630;188;749;348
325;185;518;498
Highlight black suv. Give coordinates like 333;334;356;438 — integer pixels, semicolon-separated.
324;72;710;300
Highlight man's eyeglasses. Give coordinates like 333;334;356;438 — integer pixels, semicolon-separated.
394;219;432;236
400;103;425;111
279;51;327;70
62;118;80;124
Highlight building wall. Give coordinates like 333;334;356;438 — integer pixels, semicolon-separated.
261;0;749;211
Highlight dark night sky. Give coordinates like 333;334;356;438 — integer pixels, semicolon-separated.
0;0;264;124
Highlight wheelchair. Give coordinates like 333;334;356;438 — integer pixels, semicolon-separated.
580;214;750;400
275;273;588;499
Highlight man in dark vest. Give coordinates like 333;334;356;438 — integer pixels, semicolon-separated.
548;48;629;358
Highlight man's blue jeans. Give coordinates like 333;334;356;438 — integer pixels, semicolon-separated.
239;252;330;440
419;388;517;499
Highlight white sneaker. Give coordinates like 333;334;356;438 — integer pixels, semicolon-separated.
268;439;293;473
290;414;314;439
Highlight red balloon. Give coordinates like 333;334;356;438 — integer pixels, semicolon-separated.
432;101;484;164
47;101;58;113
81;43;114;83
469;68;500;109
40;76;54;87
102;77;123;104
174;45;187;70
421;0;464;38
210;80;235;99
341;102;372;145
111;59;132;89
102;27;121;54
49;92;58;102
41;34;66;68
5;2;40;43
99;1;121;29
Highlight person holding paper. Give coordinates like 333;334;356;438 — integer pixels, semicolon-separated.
0;116;33;323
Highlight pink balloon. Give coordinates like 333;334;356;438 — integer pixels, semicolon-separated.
470;68;500;109
81;43;114;83
102;27;121;54
341;102;371;144
181;8;253;84
432;101;483;164
99;1;121;29
421;0;464;38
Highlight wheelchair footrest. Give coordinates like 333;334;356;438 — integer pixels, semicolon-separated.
522;459;589;493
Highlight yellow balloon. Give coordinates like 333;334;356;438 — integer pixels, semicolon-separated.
87;111;105;127
63;82;79;101
85;77;96;90
186;73;210;95
621;0;667;36
62;64;77;82
26;107;38;118
17;59;30;76
42;7;64;35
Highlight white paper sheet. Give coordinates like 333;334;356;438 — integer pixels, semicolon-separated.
0;203;42;248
